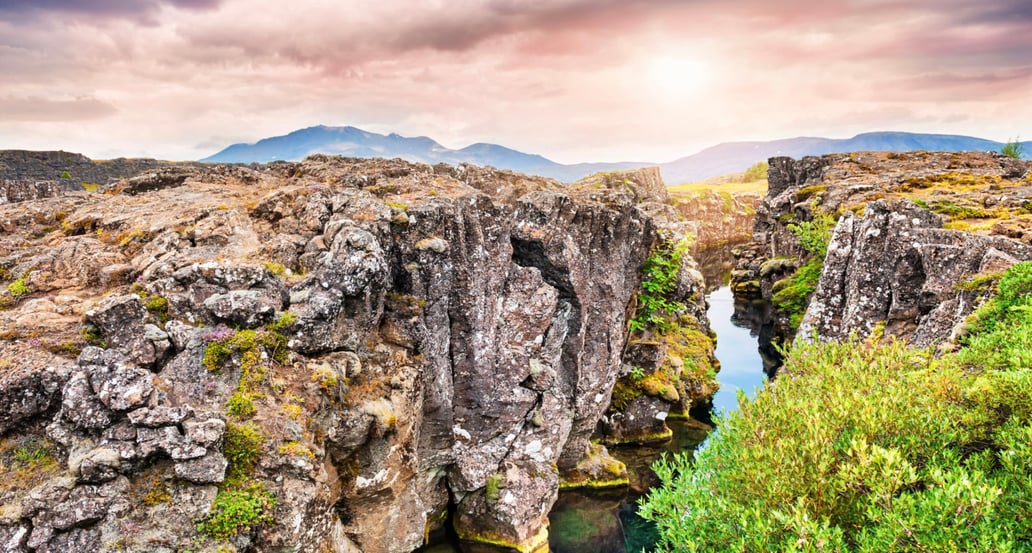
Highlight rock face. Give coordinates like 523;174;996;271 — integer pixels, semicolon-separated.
672;190;762;252
801;200;1032;346
734;150;1032;346
0;156;715;552
0;150;204;191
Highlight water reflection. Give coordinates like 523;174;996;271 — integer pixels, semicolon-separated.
548;419;710;553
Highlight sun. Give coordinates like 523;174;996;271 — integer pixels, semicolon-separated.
647;55;709;98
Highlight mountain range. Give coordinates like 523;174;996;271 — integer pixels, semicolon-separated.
202;126;1031;184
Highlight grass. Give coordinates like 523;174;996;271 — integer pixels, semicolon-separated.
641;261;1032;552
668;179;767;195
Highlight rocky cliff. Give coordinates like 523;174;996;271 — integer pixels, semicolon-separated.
0;150;204;198
671;190;761;253
0;156;715;553
733;150;1032;347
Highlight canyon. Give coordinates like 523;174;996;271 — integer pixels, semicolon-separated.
2;148;1029;553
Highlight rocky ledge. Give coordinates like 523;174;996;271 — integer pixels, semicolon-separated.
0;156;715;553
733;150;1032;347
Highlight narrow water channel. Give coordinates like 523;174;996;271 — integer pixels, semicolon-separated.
546;282;773;552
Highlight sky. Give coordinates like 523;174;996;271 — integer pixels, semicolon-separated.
1;0;1030;163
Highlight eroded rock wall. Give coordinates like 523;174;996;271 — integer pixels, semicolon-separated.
0;157;712;553
734;150;1032;347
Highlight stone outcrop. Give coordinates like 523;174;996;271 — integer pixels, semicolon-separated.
800;200;1032;346
672;190;762;252
734;150;1032;347
0;181;64;205
0;150;205;191
0;156;715;553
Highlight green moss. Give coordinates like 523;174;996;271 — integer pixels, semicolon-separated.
797;184;826;199
559;444;629;490
226;391;257;419
262;261;286;276
197;482;276;541
268;312;296;332
222;422;264;487
7;277;29;298
484;472;505;504
928;200;992;219
604;427;673;446
202;341;233;373
456;523;550;553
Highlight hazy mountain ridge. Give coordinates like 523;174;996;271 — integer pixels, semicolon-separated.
203;126;1032;183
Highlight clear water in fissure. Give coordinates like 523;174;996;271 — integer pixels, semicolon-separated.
545;282;775;552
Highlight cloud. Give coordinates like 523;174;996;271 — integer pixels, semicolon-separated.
0;0;221;22
0;96;117;122
0;0;1030;162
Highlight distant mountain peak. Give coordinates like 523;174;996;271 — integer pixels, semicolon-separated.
202;127;1030;183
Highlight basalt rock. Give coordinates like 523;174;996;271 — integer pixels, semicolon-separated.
734;151;1032;347
800;199;1032;346
0;155;717;553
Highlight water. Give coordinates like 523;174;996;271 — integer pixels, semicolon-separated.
547;283;773;552
705;285;771;417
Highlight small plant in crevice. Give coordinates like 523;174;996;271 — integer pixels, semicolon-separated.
198;422;276;542
7;271;31;299
630;235;692;334
771;209;836;330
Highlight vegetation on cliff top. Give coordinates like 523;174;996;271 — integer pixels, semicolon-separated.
771;210;836;330
667;161;768;196
641;261;1032;552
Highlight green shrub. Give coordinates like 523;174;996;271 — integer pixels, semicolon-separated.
742;161;768;182
630;236;692;334
200;422;276;541
143;295;169;323
7;277;29;298
787;210;835;258
226;391;257;419
641;261;1032;552
197;483;276;541
1001;137;1024;160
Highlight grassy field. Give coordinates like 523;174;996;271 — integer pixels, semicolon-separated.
667;178;767;195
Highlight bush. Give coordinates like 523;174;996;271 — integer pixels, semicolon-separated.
197;483;276;541
7;277;29;298
630;236;692;334
771;257;823;330
640;262;1032;552
1001;137;1024;160
742;161;768;182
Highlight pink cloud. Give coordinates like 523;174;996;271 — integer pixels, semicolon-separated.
0;0;1030;162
